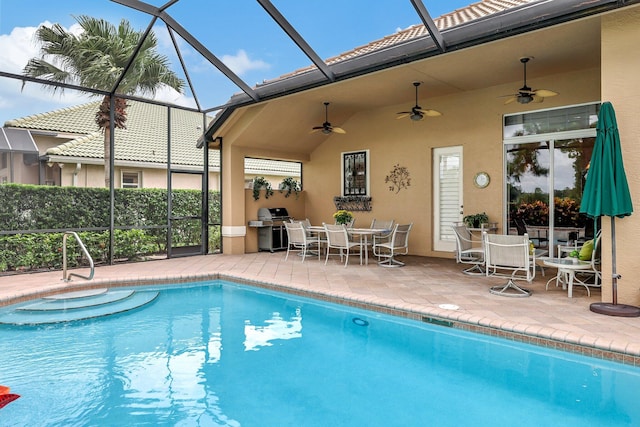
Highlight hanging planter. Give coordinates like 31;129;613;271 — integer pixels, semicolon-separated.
279;177;301;199
252;177;274;201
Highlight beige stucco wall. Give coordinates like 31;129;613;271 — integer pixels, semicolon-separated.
600;6;640;305
244;190;307;253
55;162;219;190
302;66;600;258
221;61;601;257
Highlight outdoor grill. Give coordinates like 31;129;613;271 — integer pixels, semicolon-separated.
255;207;291;252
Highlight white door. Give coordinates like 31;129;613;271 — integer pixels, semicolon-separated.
433;146;463;251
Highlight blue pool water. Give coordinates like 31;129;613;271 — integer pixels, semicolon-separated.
1;280;639;426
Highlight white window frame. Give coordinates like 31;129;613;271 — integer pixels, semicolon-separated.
121;170;142;189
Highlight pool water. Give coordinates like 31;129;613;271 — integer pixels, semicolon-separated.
1;280;639;426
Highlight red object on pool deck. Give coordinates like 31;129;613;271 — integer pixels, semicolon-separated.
0;393;20;409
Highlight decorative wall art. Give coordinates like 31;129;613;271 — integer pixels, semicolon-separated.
385;164;411;193
342;150;369;196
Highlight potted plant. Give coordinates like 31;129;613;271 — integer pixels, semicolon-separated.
279;177;301;199
463;212;489;228
333;210;354;225
252;177;274;201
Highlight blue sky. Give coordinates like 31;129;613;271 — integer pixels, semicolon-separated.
0;0;472;125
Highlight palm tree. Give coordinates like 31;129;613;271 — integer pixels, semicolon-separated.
23;15;185;187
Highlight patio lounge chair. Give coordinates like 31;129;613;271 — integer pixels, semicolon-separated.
451;224;485;275
484;232;535;297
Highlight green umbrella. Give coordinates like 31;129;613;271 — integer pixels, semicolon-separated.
580;102;639;316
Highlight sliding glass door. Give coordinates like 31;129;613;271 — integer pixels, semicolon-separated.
504;104;599;256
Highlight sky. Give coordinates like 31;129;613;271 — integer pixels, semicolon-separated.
0;0;473;126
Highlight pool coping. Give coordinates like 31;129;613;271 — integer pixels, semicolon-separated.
2;272;639;367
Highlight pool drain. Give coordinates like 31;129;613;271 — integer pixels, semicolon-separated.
352;317;369;326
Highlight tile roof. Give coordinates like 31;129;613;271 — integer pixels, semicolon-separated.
6;101;210;167
5;101;300;175
273;0;538;81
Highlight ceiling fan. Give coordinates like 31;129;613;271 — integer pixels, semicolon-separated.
501;57;558;105
311;102;346;134
397;82;442;121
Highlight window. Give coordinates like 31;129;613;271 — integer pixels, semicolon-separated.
342;150;369;196
122;171;141;188
0;152;7;170
504;103;599;256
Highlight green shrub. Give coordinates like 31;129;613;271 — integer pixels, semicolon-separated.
0;184;221;273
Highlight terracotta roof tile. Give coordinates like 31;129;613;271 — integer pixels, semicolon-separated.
269;0;537;82
7;101;299;175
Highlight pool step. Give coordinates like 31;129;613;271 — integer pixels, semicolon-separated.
0;289;159;326
18;290;135;311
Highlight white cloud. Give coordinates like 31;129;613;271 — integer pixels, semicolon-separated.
221;49;269;76
0;22;200;123
0;24;43;73
0;22;90;123
150;84;197;109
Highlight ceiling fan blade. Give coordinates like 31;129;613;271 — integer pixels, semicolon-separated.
504;96;518;105
534;89;558;98
420;109;442;117
396;112;411;119
531;95;545;103
332;127;346;134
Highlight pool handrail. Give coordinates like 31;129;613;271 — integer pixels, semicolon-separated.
62;231;95;282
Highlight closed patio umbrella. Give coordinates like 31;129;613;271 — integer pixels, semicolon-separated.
580;102;640;317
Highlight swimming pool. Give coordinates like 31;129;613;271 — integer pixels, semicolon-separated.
1;280;639;426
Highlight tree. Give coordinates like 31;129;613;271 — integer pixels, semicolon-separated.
23;15;185;187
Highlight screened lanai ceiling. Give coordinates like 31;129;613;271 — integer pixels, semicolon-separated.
0;0;637;148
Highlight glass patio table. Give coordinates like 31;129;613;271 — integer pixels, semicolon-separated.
542;257;591;298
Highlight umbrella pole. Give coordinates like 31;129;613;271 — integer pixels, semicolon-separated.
590;217;640;317
611;216;619;305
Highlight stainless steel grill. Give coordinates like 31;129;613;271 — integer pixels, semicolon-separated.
256;208;291;252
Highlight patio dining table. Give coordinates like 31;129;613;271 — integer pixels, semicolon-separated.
307;226;391;265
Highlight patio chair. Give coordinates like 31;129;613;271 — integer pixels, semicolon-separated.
284;221;320;262
514;218;548;248
369;218;395;254
451;224;485;275
373;223;412;267
570;230;602;295
323;223;361;267
484;232;535;297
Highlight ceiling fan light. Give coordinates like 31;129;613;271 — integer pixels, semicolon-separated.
410;113;423;121
517;95;533;104
322;128;332;134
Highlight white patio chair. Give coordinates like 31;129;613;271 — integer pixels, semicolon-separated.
369;218;395;255
484;232;534;297
373;223;412;267
571;230;602;295
451;224;485;275
323;223;361;267
284;221;320;262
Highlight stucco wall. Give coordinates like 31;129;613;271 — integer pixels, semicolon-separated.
244;189;307;253
600;6;640;305
303;66;600;258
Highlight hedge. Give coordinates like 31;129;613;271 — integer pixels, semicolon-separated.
0;184;221;273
